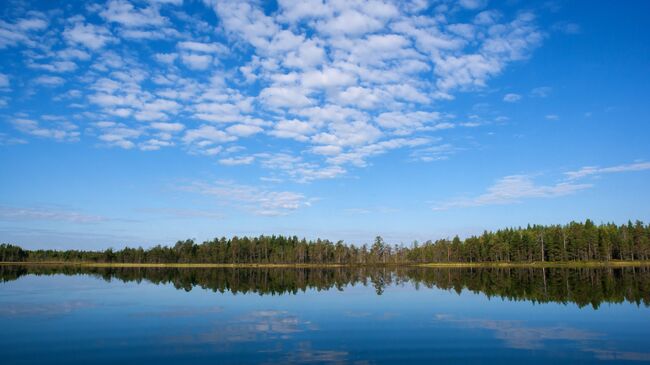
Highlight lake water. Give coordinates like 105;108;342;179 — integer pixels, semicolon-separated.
1;266;649;364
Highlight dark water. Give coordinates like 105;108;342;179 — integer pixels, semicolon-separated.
1;266;649;364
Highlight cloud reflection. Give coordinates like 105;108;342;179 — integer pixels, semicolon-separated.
585;349;650;362
435;314;599;349
435;314;650;362
165;310;315;346
130;305;222;318
0;300;94;318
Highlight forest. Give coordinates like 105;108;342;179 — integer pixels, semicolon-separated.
1;219;649;264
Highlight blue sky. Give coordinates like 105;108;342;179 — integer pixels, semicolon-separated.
1;0;649;250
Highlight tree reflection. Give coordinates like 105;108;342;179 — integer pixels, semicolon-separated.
1;265;649;308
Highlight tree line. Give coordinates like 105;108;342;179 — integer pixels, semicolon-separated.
1;219;649;264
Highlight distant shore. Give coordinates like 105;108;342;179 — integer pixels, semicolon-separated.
1;260;649;268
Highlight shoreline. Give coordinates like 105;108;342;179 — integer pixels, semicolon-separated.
1;260;649;268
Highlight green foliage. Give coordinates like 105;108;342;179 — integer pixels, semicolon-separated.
0;244;27;262
3;220;650;264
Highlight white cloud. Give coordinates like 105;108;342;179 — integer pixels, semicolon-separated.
57;48;91;60
139;138;173;151
0;133;27;145
177;41;227;54
411;143;455;162
226;124;263;137
283;39;325;69
150;122;185;132
336;86;381;109
565;162;650;180
531;86;551;98
15;17;48;32
182;180;311;216
253;152;346;183
12;118;80;141
311;144;342;156
211;1;279;50
120;28;178;40
150;0;183;4
134;99;181;121
63;22;115;50
269;119;315;141
260;86;312;108
503;93;521;102
1;0;551;186
219;156;255;165
34;75;65;86
545;114;559;120
28;60;78;73
0;15;48;49
301;67;356;89
326;137;428;167
182;125;236;154
96;123;142;149
459;0;488;10
0;205;106;223
376;111;442;135
552;22;581;35
432;12;542;95
433;175;592;210
100;0;168;28
316;10;386;36
0;73;9;89
154;52;178;64
181;53;212;70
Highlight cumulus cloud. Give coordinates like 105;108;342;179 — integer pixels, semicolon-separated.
1;0;548;184
12;118;80;141
93;121;143;149
63;22;116;50
459;0;488;10
177;41;227;54
150;122;185;132
33;75;65;86
219;156;255;165
100;0;168;28
181;53;212;70
269;119;315;141
0;15;48;49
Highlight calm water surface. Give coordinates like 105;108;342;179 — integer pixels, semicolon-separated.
1;266;649;364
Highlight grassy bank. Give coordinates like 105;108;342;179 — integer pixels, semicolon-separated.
1;260;650;268
415;260;650;268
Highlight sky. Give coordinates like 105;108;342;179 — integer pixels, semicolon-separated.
0;0;649;250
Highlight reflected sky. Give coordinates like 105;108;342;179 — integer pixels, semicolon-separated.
1;269;650;364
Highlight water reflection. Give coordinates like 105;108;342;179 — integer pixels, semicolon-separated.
433;313;650;361
2;265;650;364
2;265;649;308
435;314;600;350
130;305;222;318
586;349;650;362
166;310;314;345
0;300;94;317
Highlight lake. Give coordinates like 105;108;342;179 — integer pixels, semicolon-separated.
1;266;649;364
